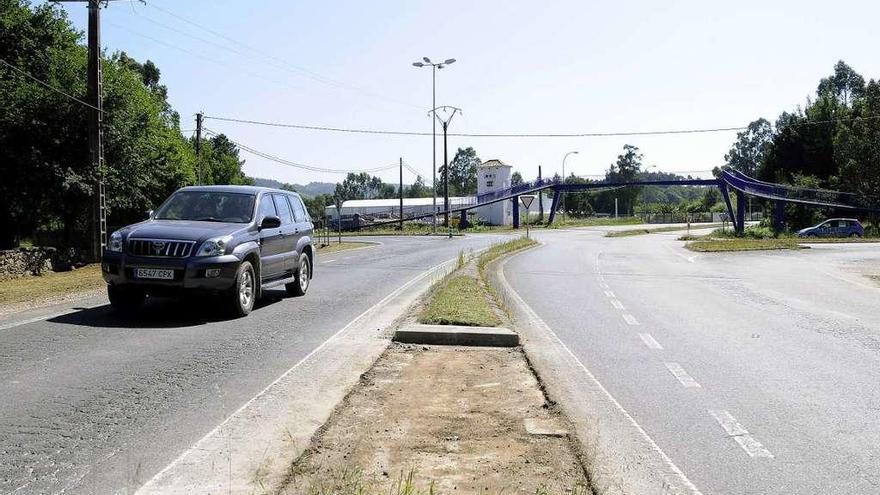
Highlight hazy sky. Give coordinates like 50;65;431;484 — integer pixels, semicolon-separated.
47;0;880;187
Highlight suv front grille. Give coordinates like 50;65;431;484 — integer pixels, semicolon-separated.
128;238;196;258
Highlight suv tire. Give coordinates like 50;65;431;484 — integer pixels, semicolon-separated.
108;285;145;315
229;261;256;317
286;253;311;297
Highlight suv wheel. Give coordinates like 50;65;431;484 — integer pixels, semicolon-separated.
286;253;311;297
229;261;256;317
850;232;861;238
108;285;145;315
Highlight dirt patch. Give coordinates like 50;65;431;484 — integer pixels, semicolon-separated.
278;344;591;494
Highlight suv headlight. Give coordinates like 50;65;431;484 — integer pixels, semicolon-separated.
196;235;233;257
108;231;123;252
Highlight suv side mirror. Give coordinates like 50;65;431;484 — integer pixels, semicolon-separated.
260;215;282;230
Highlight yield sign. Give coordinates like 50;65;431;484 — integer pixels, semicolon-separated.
519;195;536;210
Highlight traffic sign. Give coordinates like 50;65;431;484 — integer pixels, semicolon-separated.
520;195;536;210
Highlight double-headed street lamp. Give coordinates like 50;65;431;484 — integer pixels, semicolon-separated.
561;151;579;223
412;57;455;234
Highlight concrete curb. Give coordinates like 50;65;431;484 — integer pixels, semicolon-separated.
394;324;519;347
487;241;705;495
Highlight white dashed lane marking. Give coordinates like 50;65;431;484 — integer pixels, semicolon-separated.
664;362;701;388
708;410;774;458
321;259;337;264
610;299;625;310
604;290;615;298
622;313;639;326
638;333;664;350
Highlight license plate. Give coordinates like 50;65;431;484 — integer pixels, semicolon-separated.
134;268;175;280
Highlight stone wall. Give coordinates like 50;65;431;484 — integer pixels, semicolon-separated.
0;247;57;280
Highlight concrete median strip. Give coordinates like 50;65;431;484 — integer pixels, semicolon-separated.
135;255;460;495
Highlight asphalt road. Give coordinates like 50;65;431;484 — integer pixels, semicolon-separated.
504;228;880;494
0;234;507;495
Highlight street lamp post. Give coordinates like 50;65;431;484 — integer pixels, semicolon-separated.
430;106;462;238
561;151;579;223
412;57;456;235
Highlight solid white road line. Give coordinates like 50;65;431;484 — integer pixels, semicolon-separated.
708;409;774;458
664;362;701;388
638;333;664;350
622;313;639;326
497;253;704;495
610;299;625;310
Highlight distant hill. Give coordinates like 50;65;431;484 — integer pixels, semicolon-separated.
252;177;336;198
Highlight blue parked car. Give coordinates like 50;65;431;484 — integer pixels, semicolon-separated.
797;218;864;238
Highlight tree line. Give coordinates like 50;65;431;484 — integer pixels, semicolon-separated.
723;60;880;228
0;0;251;250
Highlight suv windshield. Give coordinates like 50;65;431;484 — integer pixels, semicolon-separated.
154;191;256;223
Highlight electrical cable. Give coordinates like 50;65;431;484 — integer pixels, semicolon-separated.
203;114;880;139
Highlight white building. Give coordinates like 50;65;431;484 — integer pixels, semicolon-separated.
474;159;513;225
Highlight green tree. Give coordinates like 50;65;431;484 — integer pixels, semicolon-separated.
0;0;250;249
724;118;772;176
406;175;431;198
442;147;480;195
600;144;643;215
511;171;523;186
818;60;866;106
333;172;394;200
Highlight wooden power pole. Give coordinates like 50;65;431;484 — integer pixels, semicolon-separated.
58;0;125;261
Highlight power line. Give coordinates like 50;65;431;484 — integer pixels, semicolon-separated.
203;114;880;139
202;127;423;176
0;57;104;112
142;1;420;109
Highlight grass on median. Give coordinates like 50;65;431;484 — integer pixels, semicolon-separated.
316;241;376;253
605;223;723;238
419;275;501;327
477;236;538;278
685;238;804;252
418;236;538;328
0;264;104;306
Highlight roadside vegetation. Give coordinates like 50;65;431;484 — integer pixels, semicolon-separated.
419;236;537;327
0;264;103;306
316;241;376;253
682;223;880;252
419;275;501;327
605;223;722;237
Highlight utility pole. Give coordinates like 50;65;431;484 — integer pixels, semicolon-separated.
561;151;579;224
430;106;461;234
195;112;204;185
57;0;124;261
399;157;404;231
538;165;544;222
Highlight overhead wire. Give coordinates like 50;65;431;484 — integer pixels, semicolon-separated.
202;114;880;139
203;127;424;176
140;1;421;109
0;57;104;112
